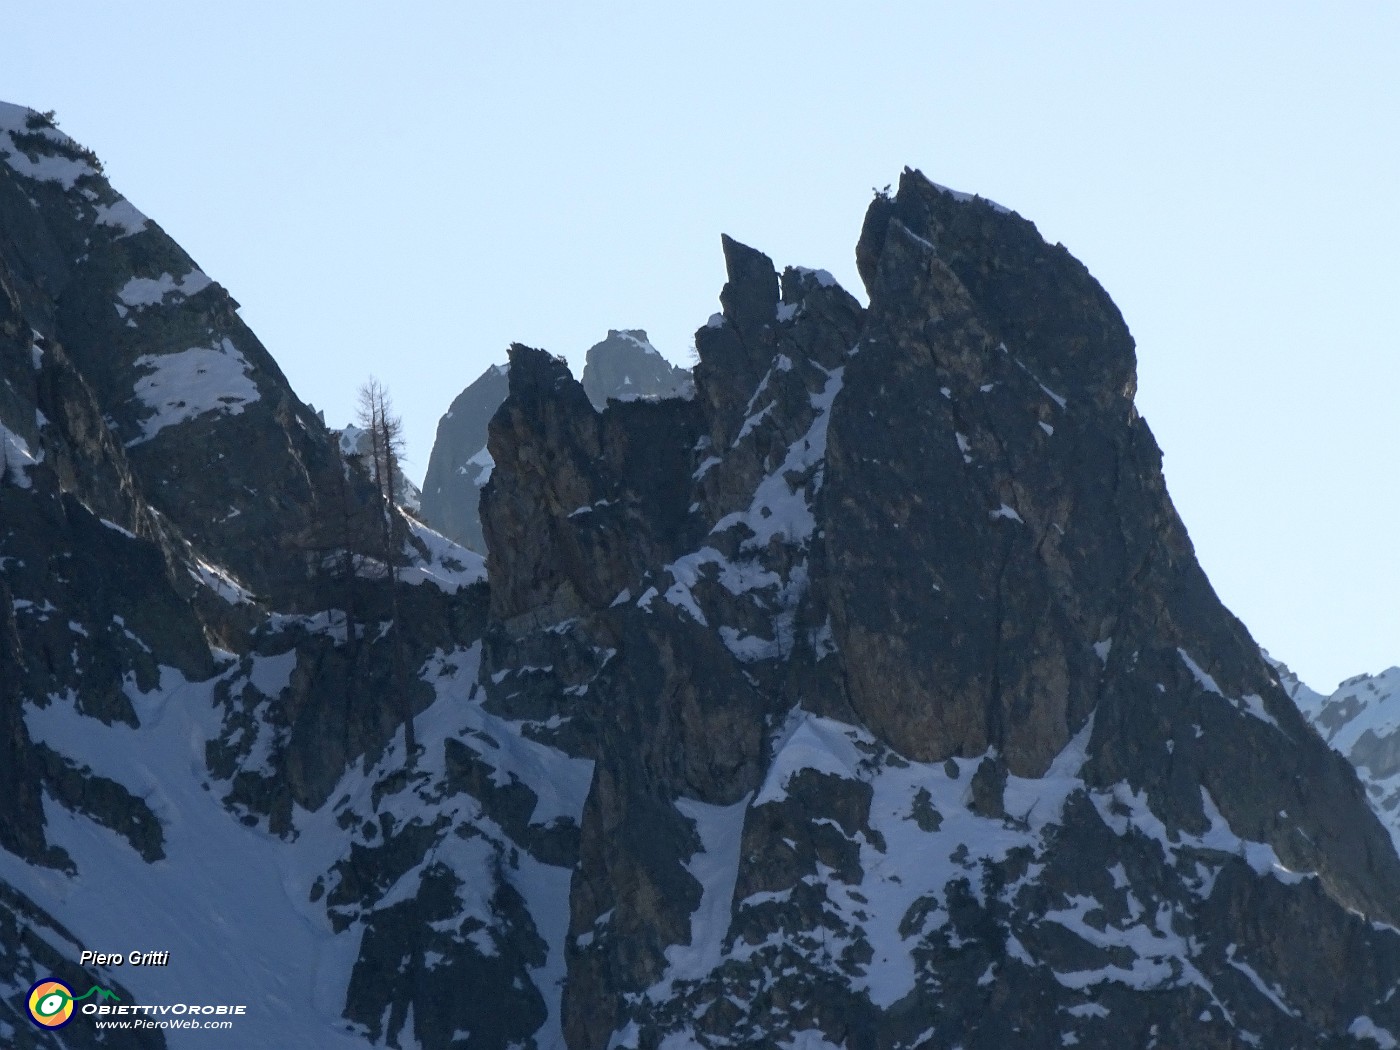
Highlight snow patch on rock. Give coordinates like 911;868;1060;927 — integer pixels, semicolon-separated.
117;270;212;309
130;339;260;442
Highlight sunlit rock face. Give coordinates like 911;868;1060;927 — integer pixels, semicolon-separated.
4;100;1400;1050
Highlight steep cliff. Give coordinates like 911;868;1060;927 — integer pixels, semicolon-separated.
473;172;1400;1049
0;103;486;1047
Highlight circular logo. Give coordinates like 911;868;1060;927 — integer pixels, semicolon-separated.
27;978;76;1029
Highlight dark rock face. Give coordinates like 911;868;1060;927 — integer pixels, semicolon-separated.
473;171;1400;1048
1283;661;1400;848
5;103;1400;1050
815;175;1391;917
0;109;355;613
420;330;691;555
0;103;487;1048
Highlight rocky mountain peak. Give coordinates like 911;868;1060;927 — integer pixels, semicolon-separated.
717;233;781;336
7;109;1400;1050
858;168;1137;414
581;328;690;407
0;103;360;612
464;167;1400;1045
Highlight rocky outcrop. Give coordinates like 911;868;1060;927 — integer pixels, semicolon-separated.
420;331;691;554
470;170;1400;1048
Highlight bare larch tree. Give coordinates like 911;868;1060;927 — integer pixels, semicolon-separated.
356;378;417;767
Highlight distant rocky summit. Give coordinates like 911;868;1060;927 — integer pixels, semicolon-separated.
1278;658;1400;850
580;328;691;407
337;422;422;513
419;329;691;552
5;100;1400;1049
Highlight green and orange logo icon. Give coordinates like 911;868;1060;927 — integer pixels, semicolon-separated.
26;978;120;1028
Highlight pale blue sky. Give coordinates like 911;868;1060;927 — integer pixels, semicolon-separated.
5;3;1397;691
